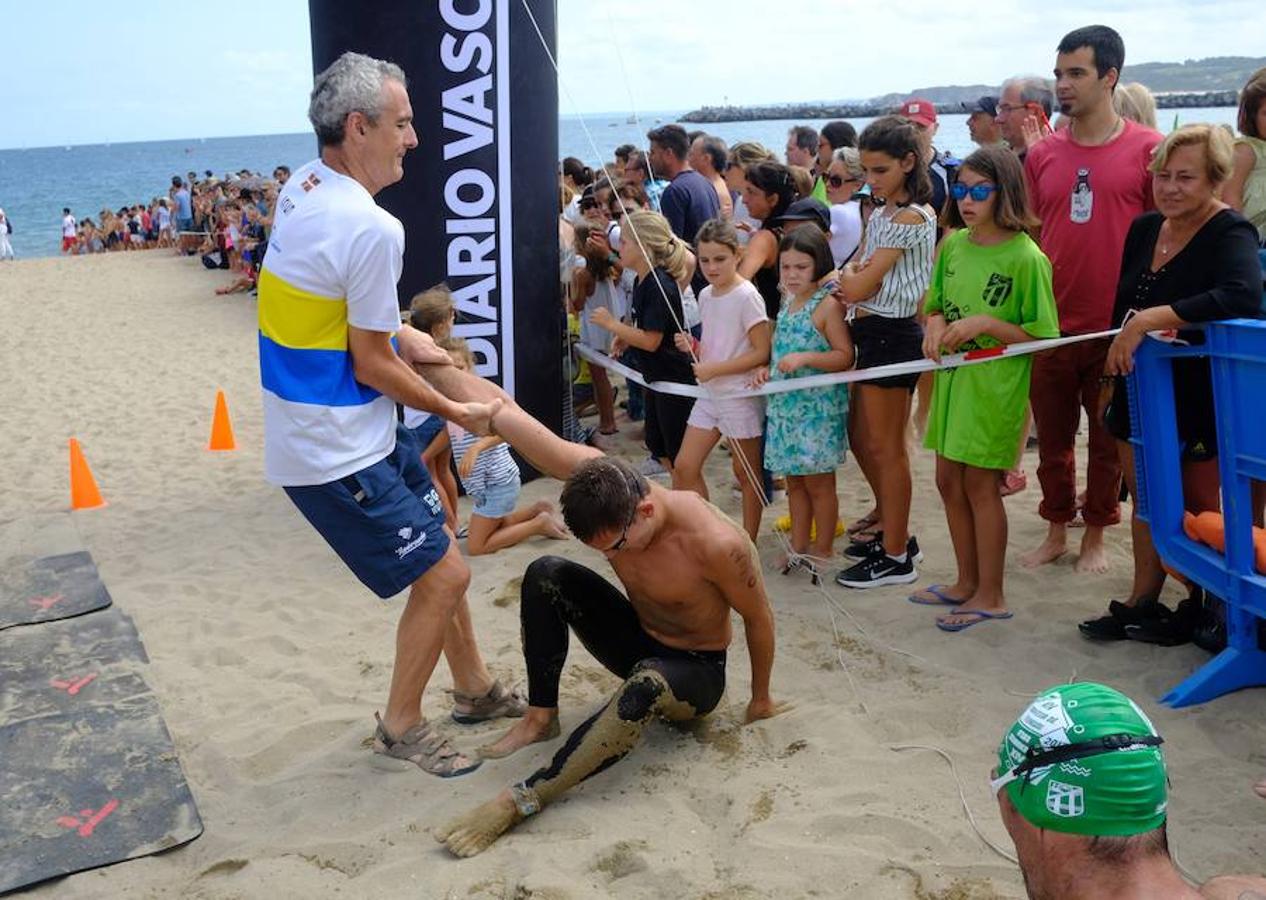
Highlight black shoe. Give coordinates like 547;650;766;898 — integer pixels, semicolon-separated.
1078;598;1165;642
1126;589;1204;647
843;532;924;563
835;552;918;589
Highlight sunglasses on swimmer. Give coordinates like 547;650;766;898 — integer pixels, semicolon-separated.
951;182;999;202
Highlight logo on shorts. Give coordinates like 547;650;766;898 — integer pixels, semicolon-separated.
396;527;428;559
423;488;443;517
982;273;1014;307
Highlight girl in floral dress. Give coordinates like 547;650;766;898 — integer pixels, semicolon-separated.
754;228;854;582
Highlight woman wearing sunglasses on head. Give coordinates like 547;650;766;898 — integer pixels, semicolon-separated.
916;145;1059;632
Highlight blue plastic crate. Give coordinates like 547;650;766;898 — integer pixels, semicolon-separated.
1127;319;1266;707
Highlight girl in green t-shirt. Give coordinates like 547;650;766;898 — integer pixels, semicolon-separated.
915;146;1060;632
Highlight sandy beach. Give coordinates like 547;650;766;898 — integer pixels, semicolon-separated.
1;250;1262;899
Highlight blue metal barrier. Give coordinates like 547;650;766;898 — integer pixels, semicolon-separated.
1126;319;1266;707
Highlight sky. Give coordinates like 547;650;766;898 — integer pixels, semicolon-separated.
1;0;1262;148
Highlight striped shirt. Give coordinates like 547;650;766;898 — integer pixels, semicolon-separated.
446;423;520;495
258;159;403;486
857;203;936;318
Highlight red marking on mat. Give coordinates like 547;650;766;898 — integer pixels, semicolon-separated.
55;799;119;837
27;594;65;611
963;347;1007;360
50;673;98;695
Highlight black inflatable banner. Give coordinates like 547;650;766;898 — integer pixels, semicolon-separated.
309;0;561;438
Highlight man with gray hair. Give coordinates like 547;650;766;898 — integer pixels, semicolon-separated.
259;51;521;778
686;133;733;219
996;76;1056;160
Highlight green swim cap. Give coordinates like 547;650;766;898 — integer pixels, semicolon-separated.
996;683;1167;837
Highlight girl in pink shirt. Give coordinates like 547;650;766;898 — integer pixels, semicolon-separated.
672;219;772;540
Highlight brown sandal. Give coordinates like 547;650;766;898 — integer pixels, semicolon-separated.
450;680;528;724
372;713;482;777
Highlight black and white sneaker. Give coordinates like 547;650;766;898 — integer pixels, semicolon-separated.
834;552;918;589
842;532;924;563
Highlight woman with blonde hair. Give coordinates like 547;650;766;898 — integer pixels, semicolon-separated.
590;209;697;479
1084;124;1263;644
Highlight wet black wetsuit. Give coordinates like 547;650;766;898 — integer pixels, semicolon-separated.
518;555;726;795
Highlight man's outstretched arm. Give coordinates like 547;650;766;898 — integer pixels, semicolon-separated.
706;536;780;723
398;325;600;481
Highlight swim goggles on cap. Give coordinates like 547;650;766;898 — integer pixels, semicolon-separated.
990;732;1164;796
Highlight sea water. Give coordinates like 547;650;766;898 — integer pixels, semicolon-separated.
0;108;1237;259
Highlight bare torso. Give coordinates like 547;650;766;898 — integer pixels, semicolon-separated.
608;485;759;651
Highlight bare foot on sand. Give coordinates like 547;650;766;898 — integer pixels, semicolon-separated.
1021;525;1067;568
478;709;560;759
1075;527;1110;574
436;790;522;857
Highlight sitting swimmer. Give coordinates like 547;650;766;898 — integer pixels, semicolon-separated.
436;456;784;857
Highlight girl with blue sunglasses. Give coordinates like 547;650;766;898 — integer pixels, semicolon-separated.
914;145;1060;632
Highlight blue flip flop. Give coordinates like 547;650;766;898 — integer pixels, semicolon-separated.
908;584;968;607
936;609;1014;632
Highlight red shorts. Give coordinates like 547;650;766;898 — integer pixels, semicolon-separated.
61;237;76;252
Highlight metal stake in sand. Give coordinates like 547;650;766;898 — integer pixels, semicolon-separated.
208;390;237;451
68;438;106;510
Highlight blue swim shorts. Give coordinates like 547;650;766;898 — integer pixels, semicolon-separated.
284;425;450;599
470;476;521;519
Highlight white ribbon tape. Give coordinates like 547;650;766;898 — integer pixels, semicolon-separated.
576;329;1122;400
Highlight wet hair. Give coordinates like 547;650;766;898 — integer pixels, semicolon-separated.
1056;25;1125;82
562;157;593;187
788;125;818;154
787;165;814;199
1001;76;1055;118
858;116;932;206
696;135;728;173
778;227;835;281
308;51;406;149
726;141;776;173
409;283;456;334
1149;124;1234;185
647;124;690;160
743;161;797;225
437;336;473;370
1238;67;1266;138
560;457;648;542
1114;82;1157;129
941;145;1037;233
694;218;741;255
572;221;613;279
622;209;690;283
820;121;858;151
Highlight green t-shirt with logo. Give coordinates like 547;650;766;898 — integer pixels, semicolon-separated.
923;229;1060;469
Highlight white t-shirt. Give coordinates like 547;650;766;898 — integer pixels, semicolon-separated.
697;279;768;393
156;206;171;230
258;159;405;486
62;214;77;238
829;201;863;267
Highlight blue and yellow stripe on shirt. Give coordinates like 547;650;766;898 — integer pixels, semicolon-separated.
257;266;382;407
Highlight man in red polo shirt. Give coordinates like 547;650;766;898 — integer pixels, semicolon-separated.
1022;25;1161;574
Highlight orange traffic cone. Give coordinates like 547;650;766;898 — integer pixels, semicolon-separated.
208;389;237;451
69;438;106;510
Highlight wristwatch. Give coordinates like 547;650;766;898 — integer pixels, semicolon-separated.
510;783;541;818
